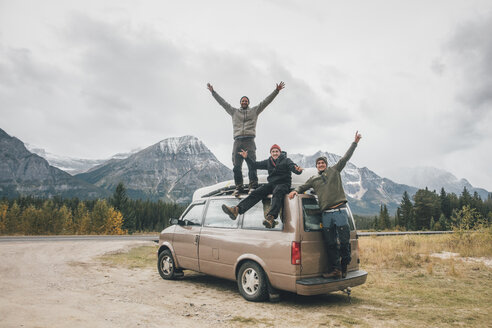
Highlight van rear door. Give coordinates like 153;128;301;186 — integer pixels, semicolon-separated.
298;196;359;276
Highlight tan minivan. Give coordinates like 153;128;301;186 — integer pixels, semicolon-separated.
157;176;367;302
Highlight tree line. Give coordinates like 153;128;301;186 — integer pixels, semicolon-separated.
355;187;492;231
0;183;186;235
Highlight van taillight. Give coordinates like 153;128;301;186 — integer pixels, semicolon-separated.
291;241;301;265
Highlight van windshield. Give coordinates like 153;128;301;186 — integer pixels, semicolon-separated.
302;198;355;231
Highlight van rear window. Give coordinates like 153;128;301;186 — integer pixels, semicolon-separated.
302;198;355;231
302;198;322;231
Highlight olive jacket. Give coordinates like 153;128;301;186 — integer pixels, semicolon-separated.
295;142;358;211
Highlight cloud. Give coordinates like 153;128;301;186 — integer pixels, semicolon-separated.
445;12;492;112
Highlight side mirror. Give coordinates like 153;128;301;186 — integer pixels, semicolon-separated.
170;218;179;225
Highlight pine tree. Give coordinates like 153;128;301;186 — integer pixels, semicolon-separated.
413;188;440;230
110;183;135;233
400;191;415;230
459;187;472;208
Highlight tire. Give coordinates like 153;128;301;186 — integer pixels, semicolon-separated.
157;249;178;280
237;261;268;302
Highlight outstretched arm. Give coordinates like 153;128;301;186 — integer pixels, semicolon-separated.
207;82;234;115
289;178;312;199
256;81;285;114
334;131;362;172
240;150;268;170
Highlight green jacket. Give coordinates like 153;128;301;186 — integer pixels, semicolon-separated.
295;142;358;211
212;89;279;139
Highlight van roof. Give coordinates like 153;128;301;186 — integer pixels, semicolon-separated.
192;167;318;201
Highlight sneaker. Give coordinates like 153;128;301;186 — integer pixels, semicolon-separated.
322;269;342;279
222;205;239;220
262;215;278;229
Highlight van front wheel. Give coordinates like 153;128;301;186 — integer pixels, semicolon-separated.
158;250;177;280
237;261;268;302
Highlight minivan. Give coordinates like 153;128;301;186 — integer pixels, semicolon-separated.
157;174;367;302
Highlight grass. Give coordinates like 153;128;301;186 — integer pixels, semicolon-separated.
101;232;492;327
98;245;157;269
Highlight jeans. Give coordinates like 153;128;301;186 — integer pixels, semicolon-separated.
321;208;351;271
232;137;257;187
237;183;290;219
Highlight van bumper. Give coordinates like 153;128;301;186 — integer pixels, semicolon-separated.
295;270;368;296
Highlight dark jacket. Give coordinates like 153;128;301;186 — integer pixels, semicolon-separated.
245;151;302;186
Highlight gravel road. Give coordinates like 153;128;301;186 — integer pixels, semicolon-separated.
0;240;358;328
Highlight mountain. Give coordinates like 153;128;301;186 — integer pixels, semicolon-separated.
290;151;418;215
387;166;489;199
76;136;233;203
25;145;141;175
0;128;110;199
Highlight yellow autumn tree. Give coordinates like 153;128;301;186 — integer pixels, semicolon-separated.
74;202;91;235
0;202;8;234
104;208;127;235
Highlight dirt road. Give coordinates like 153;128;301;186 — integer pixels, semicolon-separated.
0;240;360;328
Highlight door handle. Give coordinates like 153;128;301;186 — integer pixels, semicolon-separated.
194;235;199;245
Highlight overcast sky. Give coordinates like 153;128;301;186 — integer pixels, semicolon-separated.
1;0;491;190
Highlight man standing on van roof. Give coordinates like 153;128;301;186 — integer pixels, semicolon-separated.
222;144;303;228
289;131;362;279
207;82;285;195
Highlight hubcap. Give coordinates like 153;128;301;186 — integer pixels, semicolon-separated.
161;255;173;275
241;268;259;295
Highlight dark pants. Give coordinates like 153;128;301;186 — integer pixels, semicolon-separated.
237;183;290;219
322;209;351;271
232;137;257;187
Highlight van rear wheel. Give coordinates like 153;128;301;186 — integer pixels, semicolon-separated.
237;261;268;302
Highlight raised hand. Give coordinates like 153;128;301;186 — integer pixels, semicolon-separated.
355;130;362;143
207;83;214;92
276;81;285;91
238;149;248;159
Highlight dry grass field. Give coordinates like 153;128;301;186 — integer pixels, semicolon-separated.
101;231;492;327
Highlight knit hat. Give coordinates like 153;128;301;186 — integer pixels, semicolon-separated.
315;156;327;165
270;144;281;152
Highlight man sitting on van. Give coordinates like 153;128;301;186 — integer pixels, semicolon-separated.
222;144;303;228
288;131;362;279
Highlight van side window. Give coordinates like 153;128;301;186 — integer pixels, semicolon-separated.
242;199;283;230
203;199;240;228
181;203;205;226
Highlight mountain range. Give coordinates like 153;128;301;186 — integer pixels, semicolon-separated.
1;127;489;215
0;128;109;199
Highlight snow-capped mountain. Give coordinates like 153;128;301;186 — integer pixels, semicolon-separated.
386;166;489;199
76;136;233;203
0;128;109;199
26;144;141;175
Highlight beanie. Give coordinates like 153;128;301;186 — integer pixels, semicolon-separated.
270;144;281;152
315;156;327;165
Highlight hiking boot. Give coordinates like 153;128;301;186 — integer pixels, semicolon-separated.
222;205;239;220
322;269;342;279
341;264;348;278
262;215;278;229
232;185;244;197
248;181;259;194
